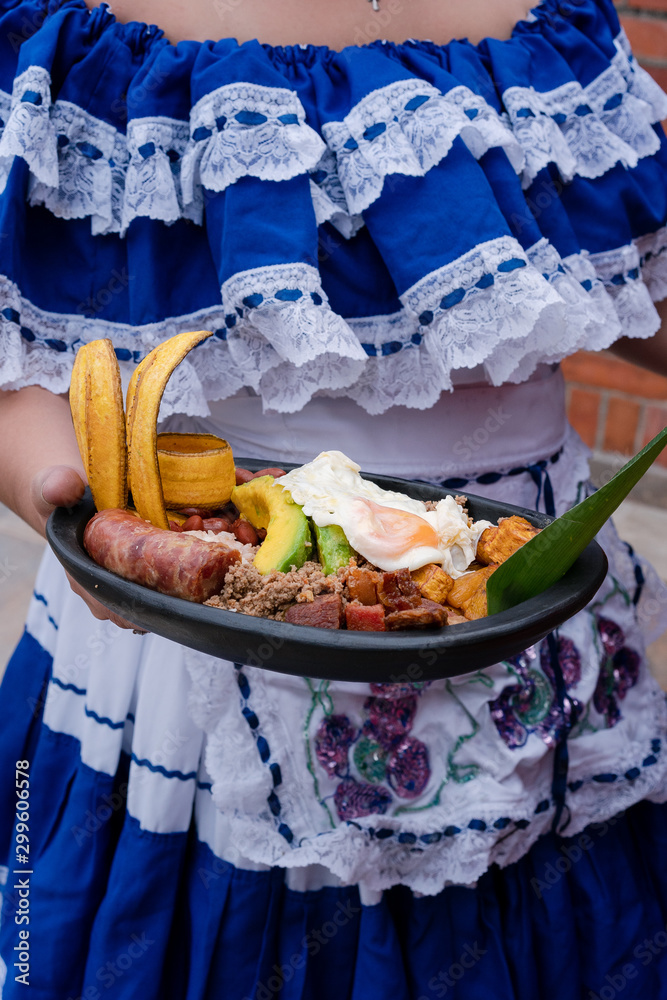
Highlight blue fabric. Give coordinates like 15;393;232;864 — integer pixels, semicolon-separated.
1;628;667;999
0;0;665;390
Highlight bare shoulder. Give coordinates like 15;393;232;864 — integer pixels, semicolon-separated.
85;0;537;47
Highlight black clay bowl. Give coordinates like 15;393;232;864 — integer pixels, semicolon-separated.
46;461;608;682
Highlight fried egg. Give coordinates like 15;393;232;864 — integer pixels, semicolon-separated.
276;451;492;577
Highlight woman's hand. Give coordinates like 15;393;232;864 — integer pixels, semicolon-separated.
29;463;86;535
1;386;140;630
30;463;140;629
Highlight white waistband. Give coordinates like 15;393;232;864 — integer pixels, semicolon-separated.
161;365;567;480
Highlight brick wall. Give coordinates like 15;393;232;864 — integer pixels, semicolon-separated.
560;6;667;472
562;353;667;468
615;0;667;96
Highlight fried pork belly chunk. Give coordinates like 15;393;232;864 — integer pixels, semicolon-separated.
285;593;343;629
476;515;540;566
346;566;382;606
411;563;454;604
377;569;422;612
345;602;386;632
446;565;498;621
385;598;448;631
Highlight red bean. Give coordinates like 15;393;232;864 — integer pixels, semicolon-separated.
252;467;287;479
232;518;259;546
177;506;213;520
182;515;205;532
235;468;254;485
202;517;233;534
168;520;183;532
256;527;267;542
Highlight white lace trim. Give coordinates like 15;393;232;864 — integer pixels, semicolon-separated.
587;63;662;163
180;82;325;210
221;263;367;367
322;79;523;216
503;74;648;189
309;149;365;239
0;67;57;189
2;231;665;416
0;265;367;415
220;265;369;412
0;75;324;232
613;29;667;125
636;224;667;303
121;117;193;234
588;242;662;340
27;100;128;235
0;87;12;192
401;237;553;388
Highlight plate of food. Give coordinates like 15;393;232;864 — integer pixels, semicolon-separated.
46;331;609;682
47;467;608;681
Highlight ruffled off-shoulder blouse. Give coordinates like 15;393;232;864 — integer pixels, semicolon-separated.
0;0;666;417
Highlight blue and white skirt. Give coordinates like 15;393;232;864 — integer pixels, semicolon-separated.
2;412;667;1000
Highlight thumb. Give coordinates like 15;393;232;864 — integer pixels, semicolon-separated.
31;465;86;525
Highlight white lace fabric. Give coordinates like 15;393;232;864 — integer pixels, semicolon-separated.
1;226;666;416
322;79;522;216
180;82;326;212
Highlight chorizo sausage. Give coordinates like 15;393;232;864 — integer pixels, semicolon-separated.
84;509;241;603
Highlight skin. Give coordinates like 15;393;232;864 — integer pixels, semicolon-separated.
100;0;536;48
3;1;666;626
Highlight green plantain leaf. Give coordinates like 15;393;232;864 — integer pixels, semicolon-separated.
486;423;667;615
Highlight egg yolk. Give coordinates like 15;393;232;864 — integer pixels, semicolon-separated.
351;497;440;556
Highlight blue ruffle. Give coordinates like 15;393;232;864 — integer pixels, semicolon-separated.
0;0;666;414
1;629;667;1000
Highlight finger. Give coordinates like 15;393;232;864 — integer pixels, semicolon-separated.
31;466;86;525
66;574;147;631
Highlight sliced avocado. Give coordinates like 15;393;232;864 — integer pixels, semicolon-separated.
313;523;354;575
231;476;312;574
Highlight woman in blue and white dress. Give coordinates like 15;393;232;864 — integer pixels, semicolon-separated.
1;0;667;996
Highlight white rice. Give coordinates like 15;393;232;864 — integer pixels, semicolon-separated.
186;529;258;564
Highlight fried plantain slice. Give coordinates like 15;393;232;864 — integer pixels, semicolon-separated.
157;432;235;509
70;340;127;511
69;344;90;482
126;331;213;529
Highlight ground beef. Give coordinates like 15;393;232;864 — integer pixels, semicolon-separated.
206;560;346;620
